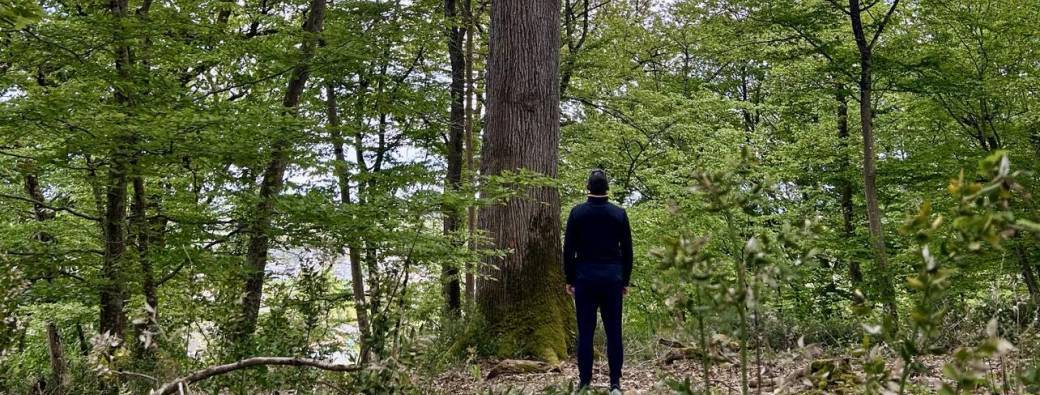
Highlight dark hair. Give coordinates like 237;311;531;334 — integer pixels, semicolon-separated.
587;169;609;195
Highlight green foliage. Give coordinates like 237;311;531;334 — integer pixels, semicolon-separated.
2;0;1040;393
0;0;41;28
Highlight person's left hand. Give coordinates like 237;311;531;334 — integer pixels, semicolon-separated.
622;287;628;296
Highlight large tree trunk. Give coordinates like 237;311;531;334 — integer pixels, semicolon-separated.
325;82;373;363
848;0;899;333
442;0;466;315
836;86;863;286
477;0;571;363
234;0;326;343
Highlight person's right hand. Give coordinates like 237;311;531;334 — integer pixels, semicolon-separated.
565;284;575;296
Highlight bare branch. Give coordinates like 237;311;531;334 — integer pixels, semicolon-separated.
116;370;158;383
150;357;360;395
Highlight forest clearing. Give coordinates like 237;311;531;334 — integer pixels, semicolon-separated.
2;0;1040;393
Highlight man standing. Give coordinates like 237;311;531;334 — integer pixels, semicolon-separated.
564;169;633;394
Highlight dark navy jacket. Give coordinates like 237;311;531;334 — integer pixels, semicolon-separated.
563;196;633;286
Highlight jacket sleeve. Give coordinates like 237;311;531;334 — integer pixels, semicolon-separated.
621;210;633;287
563;208;578;284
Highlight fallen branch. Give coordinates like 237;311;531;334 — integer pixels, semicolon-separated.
150;357;360;395
657;338;686;349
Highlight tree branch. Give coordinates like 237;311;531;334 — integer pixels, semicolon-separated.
869;0;901;49
0;193;99;221
826;0;851;15
150;357;360;395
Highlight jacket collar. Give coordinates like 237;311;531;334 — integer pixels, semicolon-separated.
586;194;609;204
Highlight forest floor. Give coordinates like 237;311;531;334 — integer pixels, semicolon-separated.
429;345;1013;394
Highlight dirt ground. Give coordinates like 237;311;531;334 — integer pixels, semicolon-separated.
430;346;1025;394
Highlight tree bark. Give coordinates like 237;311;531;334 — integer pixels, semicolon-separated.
45;322;67;395
325;81;372;363
836;86;863;286
100;153;129;338
101;0;133;341
847;0;899;333
477;0;571;363
234;0;326;343
1016;241;1040;310
442;0;466;315
130;172;158;361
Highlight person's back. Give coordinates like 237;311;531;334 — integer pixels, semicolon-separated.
563;194;632;286
563;169;632;393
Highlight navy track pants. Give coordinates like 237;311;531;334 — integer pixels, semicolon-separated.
574;282;623;388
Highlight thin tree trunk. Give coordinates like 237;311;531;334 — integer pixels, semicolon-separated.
463;0;477;301
326;81;372;363
477;0;571;363
350;78;387;359
235;0;327;343
131;175;157;314
100;154;129;338
848;0;899;333
101;0;133;341
76;323;89;356
45;322;67;395
130;172;158;362
1015;244;1040;310
560;0;590;96
23;170;67;393
442;0;466;314
836;86;863;285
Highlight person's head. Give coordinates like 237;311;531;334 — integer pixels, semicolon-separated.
587;169;609;195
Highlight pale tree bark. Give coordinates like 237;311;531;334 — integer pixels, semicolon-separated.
325;81;373;363
846;0;900;332
443;0;466;314
233;0;327;343
477;0;571;363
